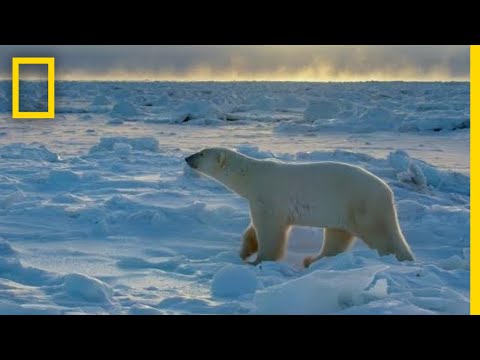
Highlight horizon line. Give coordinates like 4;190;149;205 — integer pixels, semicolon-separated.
0;78;470;83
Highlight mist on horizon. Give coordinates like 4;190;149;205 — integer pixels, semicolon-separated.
0;45;470;82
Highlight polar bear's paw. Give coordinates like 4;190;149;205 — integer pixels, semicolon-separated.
303;256;315;268
240;248;253;261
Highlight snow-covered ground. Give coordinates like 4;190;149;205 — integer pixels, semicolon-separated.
0;81;470;314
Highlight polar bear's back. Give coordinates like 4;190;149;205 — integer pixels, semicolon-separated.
264;160;388;193
252;160;392;228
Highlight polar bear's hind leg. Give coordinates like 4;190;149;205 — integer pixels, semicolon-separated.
361;227;414;261
359;206;415;262
303;228;355;268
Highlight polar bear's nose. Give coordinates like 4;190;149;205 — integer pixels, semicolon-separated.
185;154;196;168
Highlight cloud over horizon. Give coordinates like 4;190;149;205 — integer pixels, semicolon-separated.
0;45;470;81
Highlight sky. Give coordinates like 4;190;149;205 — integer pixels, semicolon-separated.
0;45;470;81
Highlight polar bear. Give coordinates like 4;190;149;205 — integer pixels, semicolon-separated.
185;148;415;267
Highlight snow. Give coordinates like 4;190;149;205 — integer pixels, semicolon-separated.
388;150;469;195
50;273;115;308
89;136;159;153
211;265;258;298
304;99;341;122
0;81;470;314
255;266;388;314
173;100;225;123
111;100;139;118
0;143;60;162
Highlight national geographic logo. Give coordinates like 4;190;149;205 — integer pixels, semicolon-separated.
11;57;55;119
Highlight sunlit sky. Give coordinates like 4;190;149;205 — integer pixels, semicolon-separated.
0;45;470;81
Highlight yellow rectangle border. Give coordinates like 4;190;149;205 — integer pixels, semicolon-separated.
472;45;478;315
12;57;55;119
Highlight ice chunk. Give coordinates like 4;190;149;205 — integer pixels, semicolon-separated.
304;99;340;122
254;266;388;314
388;150;469;195
112;142;132;156
55;273;114;305
46;170;80;186
211;264;258;298
0;237;18;257
397;162;427;188
111;100;139;117
0;143;59;162
89;137;159;153
173;100;224;123
438;255;469;270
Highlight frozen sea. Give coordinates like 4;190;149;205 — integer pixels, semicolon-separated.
0;81;470;314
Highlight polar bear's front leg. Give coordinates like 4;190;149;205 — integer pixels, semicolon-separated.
249;208;289;265
303;228;355;268
240;223;258;261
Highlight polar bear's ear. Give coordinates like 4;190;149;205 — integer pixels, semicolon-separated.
218;151;226;169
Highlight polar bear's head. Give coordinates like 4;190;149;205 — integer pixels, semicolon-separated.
185;148;253;197
185;148;231;176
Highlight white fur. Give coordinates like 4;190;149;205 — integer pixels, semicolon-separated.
186;148;415;267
